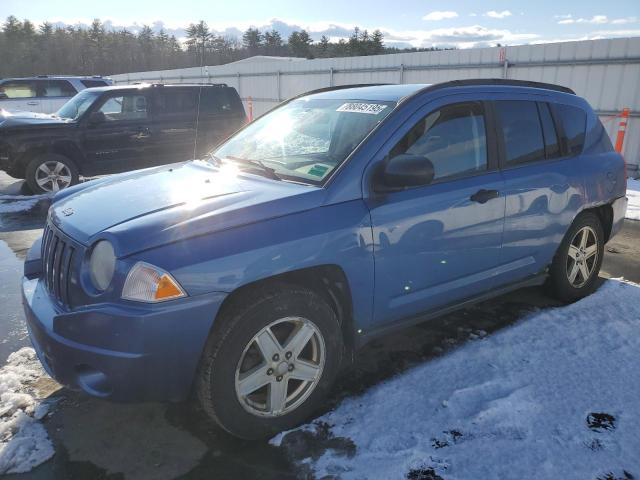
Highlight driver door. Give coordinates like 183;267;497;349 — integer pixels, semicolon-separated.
81;92;154;175
366;97;506;329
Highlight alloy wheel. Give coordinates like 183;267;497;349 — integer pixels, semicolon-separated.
235;316;325;417
35;161;72;192
566;225;598;288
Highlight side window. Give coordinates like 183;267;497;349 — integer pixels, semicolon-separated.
0;80;37;98
495;100;545;165
555;104;587;156
98;94;148;121
81;80;108;88
200;88;240;115
43;80;77;98
156;89;199;118
390;102;487;181
537;102;561;159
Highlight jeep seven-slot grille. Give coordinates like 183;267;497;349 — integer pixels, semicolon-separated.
41;223;75;307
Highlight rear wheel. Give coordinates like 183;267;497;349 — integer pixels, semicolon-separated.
196;284;343;439
25;153;79;194
548;212;604;302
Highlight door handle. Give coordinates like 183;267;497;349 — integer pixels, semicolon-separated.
135;127;151;138
27;101;39;106
470;189;499;204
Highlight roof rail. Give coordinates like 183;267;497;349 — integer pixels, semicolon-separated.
425;78;576;95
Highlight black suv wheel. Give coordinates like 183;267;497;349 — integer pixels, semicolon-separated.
25;153;79;194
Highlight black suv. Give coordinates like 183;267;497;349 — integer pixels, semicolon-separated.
0;83;246;193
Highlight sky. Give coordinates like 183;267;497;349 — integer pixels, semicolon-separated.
1;0;639;49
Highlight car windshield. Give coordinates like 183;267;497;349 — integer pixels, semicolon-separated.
56;90;101;120
213;97;395;184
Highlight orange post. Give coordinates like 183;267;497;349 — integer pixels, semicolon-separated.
614;107;630;153
247;96;253;122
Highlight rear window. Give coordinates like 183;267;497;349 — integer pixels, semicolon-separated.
495;100;545;165
200;87;244;115
156;89;199;117
555;104;587;156
81;79;109;88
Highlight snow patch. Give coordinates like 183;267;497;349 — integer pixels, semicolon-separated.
0;347;54;474
0;198;40;213
627;178;640;221
274;279;640;479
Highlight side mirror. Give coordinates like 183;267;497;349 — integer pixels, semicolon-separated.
381;154;435;189
88;111;106;125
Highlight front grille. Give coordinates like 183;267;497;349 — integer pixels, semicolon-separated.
41;223;76;307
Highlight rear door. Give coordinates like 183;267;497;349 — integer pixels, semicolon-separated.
81;91;154;175
150;87;199;164
0;80;42;113
195;87;247;156
40;79;78;114
493;97;587;287
366;96;506;329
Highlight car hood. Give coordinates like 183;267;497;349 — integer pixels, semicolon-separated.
0;110;72;128
51;160;325;256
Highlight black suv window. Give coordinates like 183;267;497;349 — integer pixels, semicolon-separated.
98;94;148;121
81;79;108;88
390;102;487;181
495;100;545;165
42;80;77;97
555;104;587;156
0;80;37;98
200;87;243;115
156;89;199;118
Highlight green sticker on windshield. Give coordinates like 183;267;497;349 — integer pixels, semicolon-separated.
308;164;329;177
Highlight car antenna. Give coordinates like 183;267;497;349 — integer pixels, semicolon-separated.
192;40;206;160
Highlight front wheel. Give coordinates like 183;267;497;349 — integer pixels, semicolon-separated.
25;153;79;194
196;284;343;439
547;211;604;302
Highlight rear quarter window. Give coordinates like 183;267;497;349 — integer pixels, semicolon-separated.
555;104;587;156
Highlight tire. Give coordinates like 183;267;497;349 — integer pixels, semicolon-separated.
25;153;79;194
196;283;344;439
547;211;604;302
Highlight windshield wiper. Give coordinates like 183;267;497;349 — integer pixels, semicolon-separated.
223;155;282;181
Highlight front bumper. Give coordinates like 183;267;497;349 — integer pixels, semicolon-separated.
22;270;227;402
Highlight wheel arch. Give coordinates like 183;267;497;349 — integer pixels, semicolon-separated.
18;140;84;176
212;264;357;360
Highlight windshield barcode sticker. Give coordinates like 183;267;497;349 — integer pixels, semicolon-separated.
336;103;388;115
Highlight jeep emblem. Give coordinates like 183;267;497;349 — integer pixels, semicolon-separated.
62;207;74;216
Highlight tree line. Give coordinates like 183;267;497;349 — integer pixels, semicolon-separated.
0;16;451;78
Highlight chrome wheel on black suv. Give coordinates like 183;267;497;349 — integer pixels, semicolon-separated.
25;153;79;194
196;284;343;439
548;212;604;301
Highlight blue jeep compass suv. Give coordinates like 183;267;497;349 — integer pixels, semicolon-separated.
22;80;628;439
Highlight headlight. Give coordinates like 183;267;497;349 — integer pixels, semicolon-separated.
122;262;186;303
89;240;116;291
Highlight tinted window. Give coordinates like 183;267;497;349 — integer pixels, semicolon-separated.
156;89;199;116
0;80;37;98
495;100;545;165
555;104;586;156
538;102;561;159
42;80;77;97
200;88;242;115
391;102;487;181
81;80;108;88
98;94;148;121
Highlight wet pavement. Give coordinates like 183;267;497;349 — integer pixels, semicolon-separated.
1;171;639;479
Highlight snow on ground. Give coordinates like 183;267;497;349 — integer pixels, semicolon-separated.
273;279;640;480
627;178;640;221
0;347;54;474
0;198;40;214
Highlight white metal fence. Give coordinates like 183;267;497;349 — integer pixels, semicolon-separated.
112;37;640;176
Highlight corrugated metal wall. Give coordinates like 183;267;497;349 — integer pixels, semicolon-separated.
112;37;640;176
